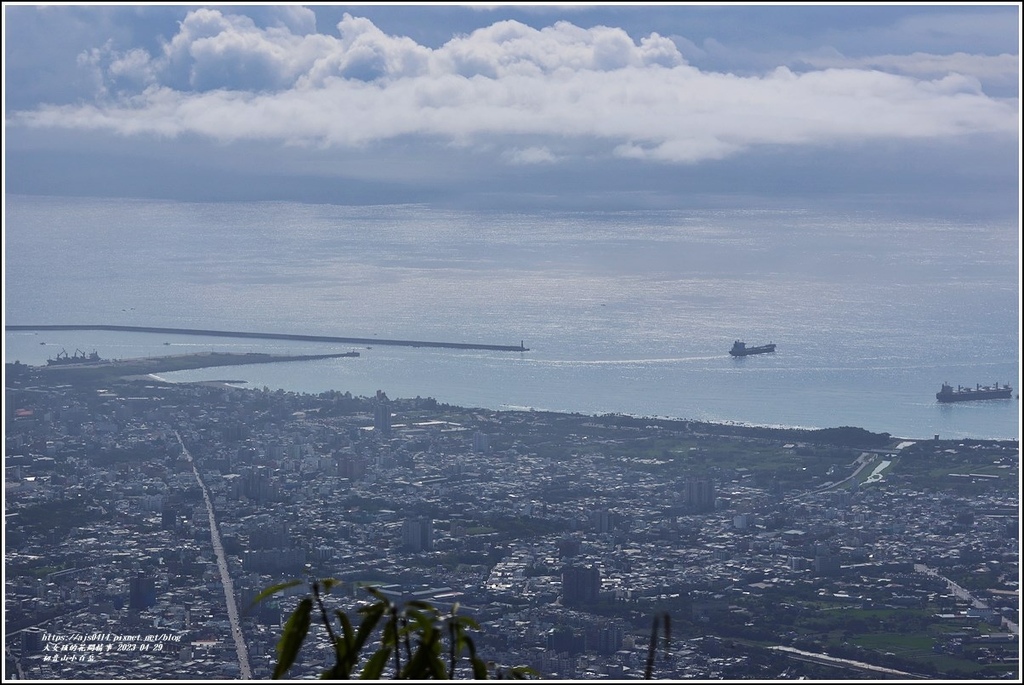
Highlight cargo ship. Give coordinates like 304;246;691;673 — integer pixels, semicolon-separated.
935;382;1013;403
46;349;103;366
729;340;776;357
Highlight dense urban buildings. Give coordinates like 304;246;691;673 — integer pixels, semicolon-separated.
3;362;1019;679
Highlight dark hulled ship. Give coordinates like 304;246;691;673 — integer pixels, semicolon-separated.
936;382;1013;403
46;349;102;366
729;340;776;357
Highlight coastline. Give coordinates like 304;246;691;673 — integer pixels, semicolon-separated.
10;353;1017;450
6;337;1017;443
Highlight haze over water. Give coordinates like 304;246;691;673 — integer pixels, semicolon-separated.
4;193;1019;441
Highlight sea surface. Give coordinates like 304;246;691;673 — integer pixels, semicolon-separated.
4;193;1020;440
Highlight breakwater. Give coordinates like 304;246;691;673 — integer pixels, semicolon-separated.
5;324;529;352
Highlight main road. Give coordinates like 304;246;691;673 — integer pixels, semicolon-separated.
767;645;928;679
915;564;1018;635
177;431;252;679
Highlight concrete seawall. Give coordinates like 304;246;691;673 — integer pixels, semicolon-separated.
6;324;529;352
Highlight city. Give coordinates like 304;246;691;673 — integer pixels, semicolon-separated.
3;359;1019;679
5;3;1019;682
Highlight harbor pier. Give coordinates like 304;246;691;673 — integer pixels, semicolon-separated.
5;324;530;352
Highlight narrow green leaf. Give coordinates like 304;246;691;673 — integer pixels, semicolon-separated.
508;665;539;679
273;597;312;679
312;581;340;663
319;666;343;680
359;648;391;680
456;615;481;631
247;579;303;611
363;585;387;602
336;610;355;650
404;609;436;634
404;599;437;612
353;607;384;654
392;610;404;673
448;617;457;678
470;655;489;679
401;632;444;679
320;577;343;595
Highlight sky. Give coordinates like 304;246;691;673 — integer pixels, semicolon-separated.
2;2;1021;209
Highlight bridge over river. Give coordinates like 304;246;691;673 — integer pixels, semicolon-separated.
5;324;529;352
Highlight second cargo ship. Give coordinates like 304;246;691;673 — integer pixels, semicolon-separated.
936;382;1013;403
729;340;776;357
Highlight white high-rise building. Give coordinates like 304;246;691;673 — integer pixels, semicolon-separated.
374;390;392;436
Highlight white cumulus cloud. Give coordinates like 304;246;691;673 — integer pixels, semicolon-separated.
11;9;1019;167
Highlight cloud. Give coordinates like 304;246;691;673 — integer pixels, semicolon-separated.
502;146;558;165
797;51;1019;89
9;9;1019;167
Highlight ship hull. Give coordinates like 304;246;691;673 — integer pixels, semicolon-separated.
730;344;776;357
936;389;1012;403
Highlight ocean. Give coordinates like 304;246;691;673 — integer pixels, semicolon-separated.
4;193;1019;441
